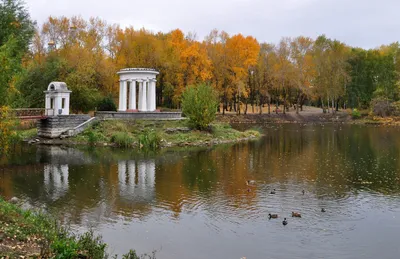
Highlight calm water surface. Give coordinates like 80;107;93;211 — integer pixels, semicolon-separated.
1;124;400;258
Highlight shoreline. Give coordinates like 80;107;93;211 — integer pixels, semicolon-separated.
21;111;400;149
0;198;147;258
24;120;262;149
31;134;260;148
216;111;400;126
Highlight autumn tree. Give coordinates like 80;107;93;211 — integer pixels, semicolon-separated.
255;43;276;114
0;0;35;106
226;34;259;114
273;38;294;114
290;36;315;113
205;30;232;114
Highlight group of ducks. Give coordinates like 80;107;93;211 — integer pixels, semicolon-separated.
246;180;326;226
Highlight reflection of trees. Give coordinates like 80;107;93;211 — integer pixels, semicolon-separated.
234;124;400;195
2;125;400;224
337;126;400;193
181;150;217;192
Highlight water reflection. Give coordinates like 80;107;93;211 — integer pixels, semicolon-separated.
1;125;400;258
118;160;155;203
44;164;69;201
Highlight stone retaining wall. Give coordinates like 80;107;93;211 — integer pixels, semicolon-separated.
37;115;91;138
95;111;182;120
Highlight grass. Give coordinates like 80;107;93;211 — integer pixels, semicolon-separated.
0;197;155;258
138;129;161;150
111;132;134;147
73;119;261;149
18;128;38;140
0;197;107;258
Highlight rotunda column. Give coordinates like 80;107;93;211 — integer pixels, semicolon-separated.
141;80;148;111
129;79;137;110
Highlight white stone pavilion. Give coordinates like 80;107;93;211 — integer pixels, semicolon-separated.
44;82;71;116
117;68;159;112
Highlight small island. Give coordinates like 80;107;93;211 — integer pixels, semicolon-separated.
67;119;261;148
30;81;261;149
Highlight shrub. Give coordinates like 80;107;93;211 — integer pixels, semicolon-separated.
138;129;161;150
370;97;394;117
77;230;107;258
97;95;117;111
111;132;134;147
86;130;100;145
181;84;219;130
352;108;361;119
391;101;400;116
122;249;156;259
0;106;20;154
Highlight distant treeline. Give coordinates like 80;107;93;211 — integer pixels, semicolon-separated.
1;0;399;115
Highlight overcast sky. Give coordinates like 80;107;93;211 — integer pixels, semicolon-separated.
24;0;399;49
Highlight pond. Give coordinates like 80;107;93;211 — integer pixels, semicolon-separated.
1;124;400;258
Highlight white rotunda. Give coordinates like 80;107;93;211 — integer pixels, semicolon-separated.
117;68;159;112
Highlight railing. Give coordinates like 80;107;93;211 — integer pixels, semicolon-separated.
12;108;45;117
65;117;97;137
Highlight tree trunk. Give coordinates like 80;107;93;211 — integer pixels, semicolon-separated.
268;98;271;114
276;100;279;114
244;102;248;115
283;95;286;114
237;95;241;115
327;96;330;113
321;98;326;113
336;98;339;112
331;98;335;114
296;92;300;114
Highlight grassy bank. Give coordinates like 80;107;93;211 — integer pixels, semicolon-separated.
0;197;154;258
350;116;400;126
69;120;261;149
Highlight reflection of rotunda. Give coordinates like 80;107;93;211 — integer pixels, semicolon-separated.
118;160;156;203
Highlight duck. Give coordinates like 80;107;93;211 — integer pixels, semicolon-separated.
270;189;276;194
268;213;278;219
291;212;301;218
321;208;326;213
246;180;256;185
282;218;288;226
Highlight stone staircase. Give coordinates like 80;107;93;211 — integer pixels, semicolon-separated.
37;115;95;138
61;117;97;138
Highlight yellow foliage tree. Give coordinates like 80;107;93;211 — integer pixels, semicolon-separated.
226;34;259;114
